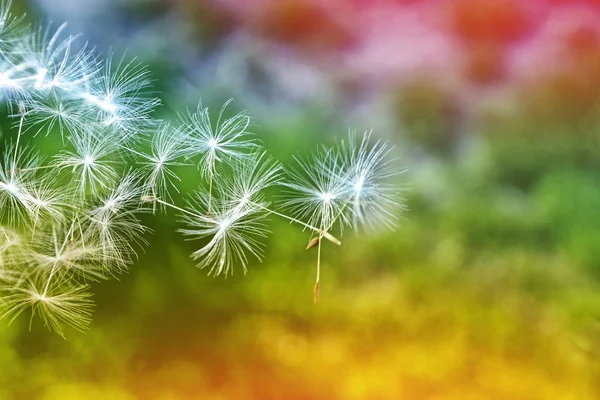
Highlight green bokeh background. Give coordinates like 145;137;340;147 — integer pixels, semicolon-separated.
3;1;600;399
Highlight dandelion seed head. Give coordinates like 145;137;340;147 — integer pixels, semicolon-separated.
83;175;147;275
31;226;98;281
24;94;92;141
320;192;335;203
179;191;269;277
81;51;160;135
238;193;250;207
4;181;17;194
1;279;94;337
34;68;48;89
221;152;282;212
353;176;365;193
282;148;349;231
30;196;46;207
0;71;16;88
55;133;119;196
137;124;191;206
341;131;405;231
219;218;231;230
83;93;117;113
0;143;44;224
178;99;255;177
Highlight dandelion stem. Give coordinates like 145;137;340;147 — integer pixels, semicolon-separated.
251;202;341;245
12;164;55;174
314;229;323;305
42;225;74;297
144;196;342;246
145;197;214;222
12;112;25;172
327;197;352;232
43;261;59;298
207;171;214;214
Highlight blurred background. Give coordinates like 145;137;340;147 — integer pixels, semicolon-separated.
3;0;600;398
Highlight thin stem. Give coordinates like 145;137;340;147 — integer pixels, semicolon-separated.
207;171;214;214
12;113;25;171
42;261;59;298
314;230;323;305
12;164;55;174
327;197;352;232
146;196;341;247
251;202;341;246
147;197;213;222
42;225;73;297
252;202;315;230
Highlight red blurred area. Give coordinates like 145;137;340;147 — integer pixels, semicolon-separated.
445;0;533;43
181;0;600;89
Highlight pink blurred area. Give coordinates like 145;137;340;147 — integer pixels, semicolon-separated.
194;0;600;86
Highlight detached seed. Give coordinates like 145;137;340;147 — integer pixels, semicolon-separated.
306;236;320;250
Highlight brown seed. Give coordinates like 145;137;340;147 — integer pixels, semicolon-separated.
306;236;320;250
313;282;320;305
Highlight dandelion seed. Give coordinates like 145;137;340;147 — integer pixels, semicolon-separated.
0;143;41;223
223;151;282;211
282;148;350;232
84;212;145;276
31;224;107;282
0;226;28;280
178;99;256;178
0;55;30;104
18;24;99;93
85;174;147;274
341;131;406;231
1;278;94;337
136;124;192;206
24;93;93;140
23;173;69;226
0;1;23;51
88;172;142;216
179;192;268;276
80;50;160;135
54;131;120;196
